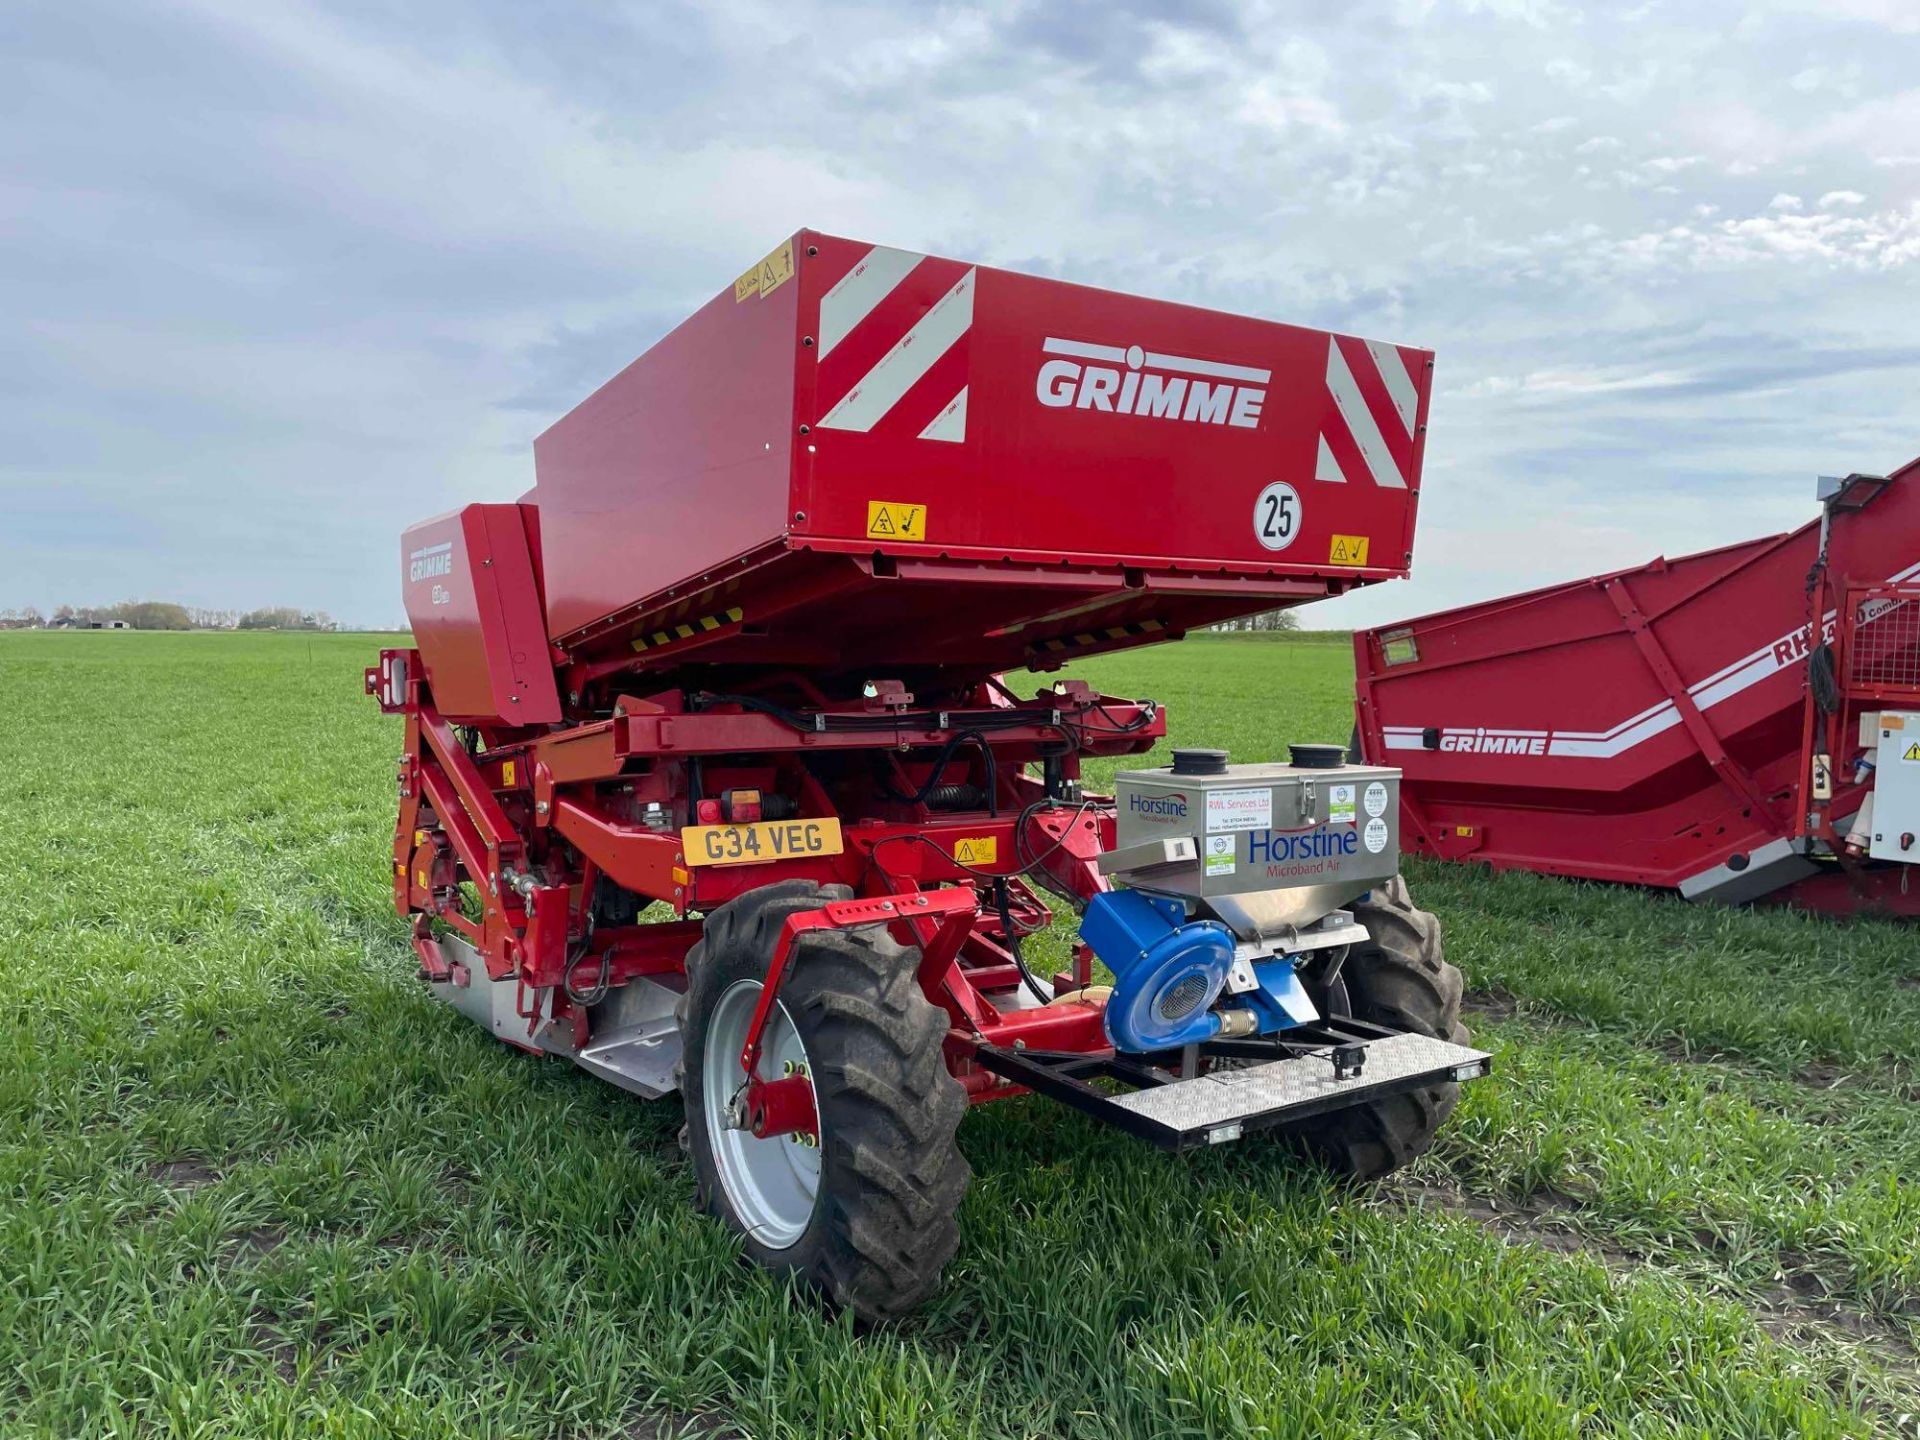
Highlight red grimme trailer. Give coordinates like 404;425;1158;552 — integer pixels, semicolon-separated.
1353;456;1920;915
368;230;1486;1319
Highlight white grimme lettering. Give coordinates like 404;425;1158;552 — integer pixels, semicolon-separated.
1438;734;1547;756
1076;367;1121;410
1183;381;1229;424
1136;372;1186;417
1036;360;1265;429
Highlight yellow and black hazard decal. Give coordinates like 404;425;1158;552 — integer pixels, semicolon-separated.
1031;619;1166;657
1903;741;1920;764
1329;534;1371;567
865;500;928;542
952;836;998;866
632;605;744;653
734;239;795;302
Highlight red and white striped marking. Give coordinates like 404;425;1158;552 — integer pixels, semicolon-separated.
918;386;967;443
817;245;923;359
1316;337;1423;488
814;246;972;442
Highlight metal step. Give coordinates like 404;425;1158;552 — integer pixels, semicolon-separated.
975;1023;1490;1150
567;974;685;1099
572;1014;682;1099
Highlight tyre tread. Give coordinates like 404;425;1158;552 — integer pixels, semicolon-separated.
680;881;969;1320
1288;876;1469;1180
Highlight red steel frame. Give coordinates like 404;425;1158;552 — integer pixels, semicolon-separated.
1790;577;1920;914
370;657;1164;1128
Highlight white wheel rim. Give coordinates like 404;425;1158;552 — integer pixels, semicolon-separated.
702;979;820;1250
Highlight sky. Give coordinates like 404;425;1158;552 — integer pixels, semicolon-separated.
3;0;1917;630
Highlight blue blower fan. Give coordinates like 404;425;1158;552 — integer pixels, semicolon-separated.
1079;889;1237;1052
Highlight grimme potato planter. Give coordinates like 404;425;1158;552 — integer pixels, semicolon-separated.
1354;457;1920;915
368;230;1485;1318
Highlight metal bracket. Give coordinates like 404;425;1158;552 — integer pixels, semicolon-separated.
1605;576;1783;831
1095;834;1198;877
738;887;978;1080
974;1023;1491;1151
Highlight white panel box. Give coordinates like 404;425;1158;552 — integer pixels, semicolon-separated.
1869;712;1920;863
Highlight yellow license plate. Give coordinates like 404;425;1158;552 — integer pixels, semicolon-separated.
681;818;845;868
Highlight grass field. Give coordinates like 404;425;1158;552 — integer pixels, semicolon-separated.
2;630;1916;1438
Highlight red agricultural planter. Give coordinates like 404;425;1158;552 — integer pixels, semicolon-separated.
368;230;1486;1318
1354;457;1920;916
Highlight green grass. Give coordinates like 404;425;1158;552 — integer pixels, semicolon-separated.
1;630;1915;1437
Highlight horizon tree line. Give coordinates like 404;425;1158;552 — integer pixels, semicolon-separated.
0;603;337;631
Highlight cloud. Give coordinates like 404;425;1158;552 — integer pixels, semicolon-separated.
1;0;1917;632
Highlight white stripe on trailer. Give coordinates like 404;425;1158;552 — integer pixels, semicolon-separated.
1325;339;1406;489
1552;695;1682;746
1040;338;1273;385
1365;340;1419;438
817;269;975;434
1042;337;1128;364
919;386;968;442
817;245;924;359
408;542;453;560
1315;434;1347;483
1545;706;1682;758
1141;349;1272;384
1385;553;1920;761
1681;557;1920;702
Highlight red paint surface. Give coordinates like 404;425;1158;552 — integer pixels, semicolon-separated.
526;228;1431;666
1355;454;1920;903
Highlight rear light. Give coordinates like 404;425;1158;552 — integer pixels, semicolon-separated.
721;788;763;823
695;798;722;825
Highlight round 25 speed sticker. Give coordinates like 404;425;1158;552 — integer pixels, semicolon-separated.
1253;482;1301;552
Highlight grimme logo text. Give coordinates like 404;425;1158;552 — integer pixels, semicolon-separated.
1035;338;1269;430
1440;733;1547;756
409;543;453;583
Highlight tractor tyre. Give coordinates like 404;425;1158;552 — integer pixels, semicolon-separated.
677;879;971;1321
1287;875;1469;1180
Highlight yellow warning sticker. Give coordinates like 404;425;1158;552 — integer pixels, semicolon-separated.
866;501;928;542
952;836;998;866
1329;534;1371;567
501;760;516;785
734;238;795;302
1903;742;1920;763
